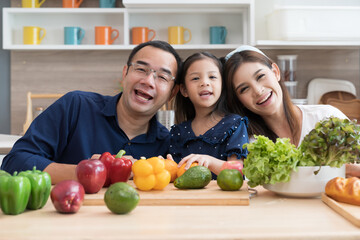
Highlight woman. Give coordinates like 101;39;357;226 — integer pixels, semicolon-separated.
223;45;359;177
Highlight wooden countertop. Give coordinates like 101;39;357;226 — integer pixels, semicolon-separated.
1;184;359;239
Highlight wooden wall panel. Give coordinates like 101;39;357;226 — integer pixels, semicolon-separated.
11;50;129;134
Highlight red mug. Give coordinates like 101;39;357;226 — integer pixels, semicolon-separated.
95;26;119;45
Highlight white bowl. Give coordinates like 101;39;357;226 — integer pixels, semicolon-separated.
263;165;346;198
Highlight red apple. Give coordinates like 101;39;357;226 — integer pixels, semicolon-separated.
50;180;85;214
220;160;244;175
76;159;107;194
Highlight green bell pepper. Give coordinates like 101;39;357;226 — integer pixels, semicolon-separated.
0;171;31;215
0;170;10;177
18;166;52;210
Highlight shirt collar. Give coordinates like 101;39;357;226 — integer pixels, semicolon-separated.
101;92;121;117
101;92;169;142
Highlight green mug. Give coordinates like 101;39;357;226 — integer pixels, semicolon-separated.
210;26;227;44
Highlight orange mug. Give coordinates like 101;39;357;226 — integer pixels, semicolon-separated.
131;27;156;45
95;26;119;45
63;0;84;8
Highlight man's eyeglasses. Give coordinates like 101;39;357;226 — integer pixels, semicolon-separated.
129;62;175;84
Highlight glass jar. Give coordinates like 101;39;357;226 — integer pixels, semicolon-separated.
277;55;297;82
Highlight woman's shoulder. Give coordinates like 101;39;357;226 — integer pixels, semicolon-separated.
297;104;338;111
297;104;347;119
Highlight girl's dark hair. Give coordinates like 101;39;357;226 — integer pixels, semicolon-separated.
224;50;299;142
174;52;227;124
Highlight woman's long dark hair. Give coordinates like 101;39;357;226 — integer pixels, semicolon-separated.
223;50;299;142
174;52;227;124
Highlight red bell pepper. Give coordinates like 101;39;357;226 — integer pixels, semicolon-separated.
109;150;133;184
99;152;115;187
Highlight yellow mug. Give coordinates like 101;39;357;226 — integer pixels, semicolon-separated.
168;26;192;45
23;26;46;45
22;0;47;8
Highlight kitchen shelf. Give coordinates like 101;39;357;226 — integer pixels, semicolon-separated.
123;0;254;8
256;40;360;49
3;8;126;48
6;44;244;51
2;4;255;50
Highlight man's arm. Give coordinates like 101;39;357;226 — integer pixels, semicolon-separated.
44;163;77;185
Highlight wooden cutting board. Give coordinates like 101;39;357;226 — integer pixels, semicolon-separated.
83;180;250;206
321;193;360;227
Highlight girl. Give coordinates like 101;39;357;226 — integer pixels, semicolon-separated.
223;45;360;177
168;52;248;177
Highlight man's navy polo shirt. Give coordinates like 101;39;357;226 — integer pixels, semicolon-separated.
1;91;170;173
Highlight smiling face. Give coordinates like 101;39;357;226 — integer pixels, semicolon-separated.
232;61;283;118
180;58;222;113
120;46;177;117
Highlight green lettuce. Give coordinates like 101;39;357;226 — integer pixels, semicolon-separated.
299;117;360;168
243;135;299;188
243;117;360;187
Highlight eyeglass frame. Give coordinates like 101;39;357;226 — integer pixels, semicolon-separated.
128;62;176;84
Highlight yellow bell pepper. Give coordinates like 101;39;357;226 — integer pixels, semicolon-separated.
132;157;171;191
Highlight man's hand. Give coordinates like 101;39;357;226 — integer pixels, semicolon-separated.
44;163;77;185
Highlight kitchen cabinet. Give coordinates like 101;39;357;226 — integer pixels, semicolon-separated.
254;0;360;49
2;0;254;50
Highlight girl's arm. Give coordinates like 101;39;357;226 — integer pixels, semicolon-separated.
178;154;242;176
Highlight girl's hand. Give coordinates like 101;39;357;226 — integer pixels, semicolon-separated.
178;154;218;170
166;154;175;161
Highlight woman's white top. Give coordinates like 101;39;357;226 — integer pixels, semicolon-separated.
297;105;348;147
248;105;347;145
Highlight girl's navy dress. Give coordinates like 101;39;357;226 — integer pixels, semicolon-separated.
169;114;249;178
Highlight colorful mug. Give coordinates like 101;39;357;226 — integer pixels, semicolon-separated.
168;26;191;45
63;0;84;8
22;0;47;8
64;27;85;45
23;26;46;45
95;26;119;45
210;26;227;44
131;27;156;45
99;0;116;8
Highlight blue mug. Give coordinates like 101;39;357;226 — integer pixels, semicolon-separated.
64;27;85;45
99;0;116;8
210;26;227;44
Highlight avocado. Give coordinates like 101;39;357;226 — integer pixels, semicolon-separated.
174;166;212;189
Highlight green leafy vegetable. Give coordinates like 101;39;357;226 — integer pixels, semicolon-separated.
242;135;299;188
299;117;360;169
243;117;360;187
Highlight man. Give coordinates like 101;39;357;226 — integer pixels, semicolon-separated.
1;41;182;184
